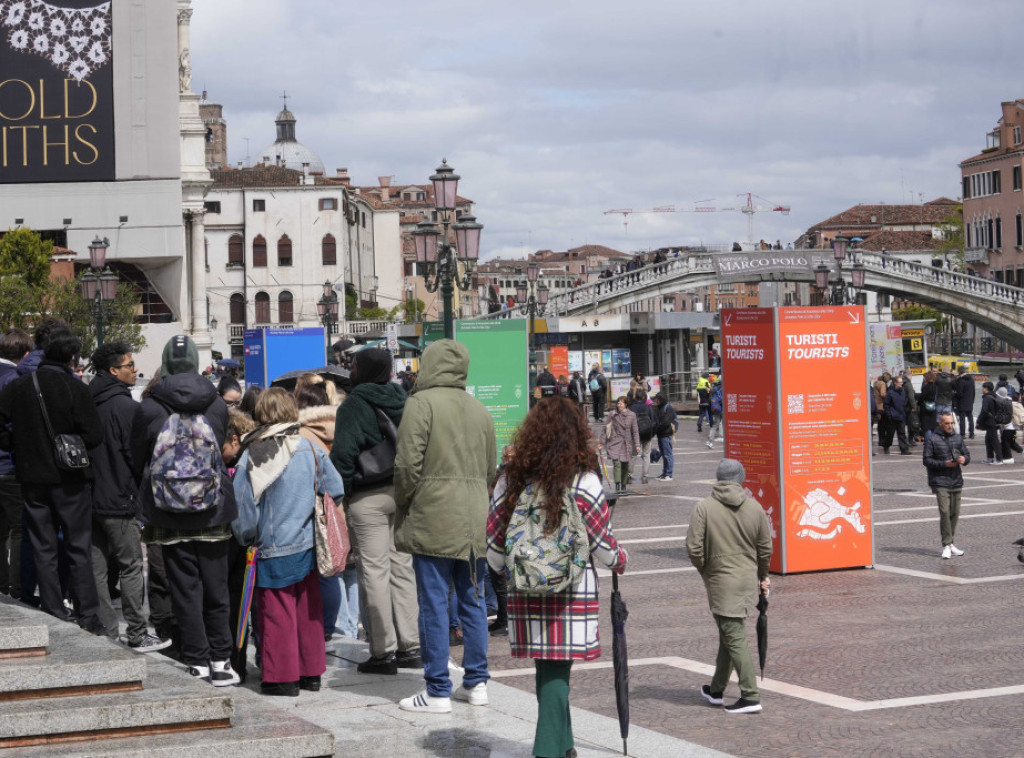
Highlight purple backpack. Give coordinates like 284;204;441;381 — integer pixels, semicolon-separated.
150;412;222;513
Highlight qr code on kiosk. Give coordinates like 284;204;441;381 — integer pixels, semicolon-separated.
727;394;737;413
787;394;804;414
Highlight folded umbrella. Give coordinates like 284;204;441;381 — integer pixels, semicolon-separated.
236;546;258;651
608;500;629;756
756;588;769;680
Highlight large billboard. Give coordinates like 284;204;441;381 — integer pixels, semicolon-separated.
0;0;115;183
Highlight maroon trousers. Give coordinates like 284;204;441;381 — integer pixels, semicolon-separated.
256;569;326;684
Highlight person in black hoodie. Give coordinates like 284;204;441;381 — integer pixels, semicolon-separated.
89;341;170;652
0;329;104;632
130;335;239;685
330;348;420;675
953;366;976;440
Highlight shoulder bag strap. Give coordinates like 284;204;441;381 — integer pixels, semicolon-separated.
31;372;57;441
373;406;398;442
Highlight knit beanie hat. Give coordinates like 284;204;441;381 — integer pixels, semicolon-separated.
161;335;199;376
997;386;1009;398
352;347;393;386
716;458;746;484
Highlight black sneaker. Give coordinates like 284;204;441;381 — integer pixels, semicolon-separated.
357;654;397;675
395;649;422;669
488;618;508;637
298;675;321;691
724;697;762;714
260;680;300;697
449;627;464;647
700;684;723;705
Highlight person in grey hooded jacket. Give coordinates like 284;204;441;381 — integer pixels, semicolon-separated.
686;459;772;714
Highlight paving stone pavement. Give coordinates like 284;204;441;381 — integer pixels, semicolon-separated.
484;425;1024;758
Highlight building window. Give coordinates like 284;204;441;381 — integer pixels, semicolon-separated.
361;211;367;228
228;234;244;266
229;293;245;324
1017;213;1023;246
963;176;970;199
278;291;293;323
322;233;337;265
253;198;266;212
278;234;292;266
253;235;267;267
988;217;995;248
204;201;221;214
996;217;1002;248
1015;166;1022;191
1015;126;1022;145
319;198;337;211
255;291;270;323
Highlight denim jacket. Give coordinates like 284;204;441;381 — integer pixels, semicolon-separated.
231;439;345;560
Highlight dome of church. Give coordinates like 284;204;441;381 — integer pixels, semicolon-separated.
255;104;325;174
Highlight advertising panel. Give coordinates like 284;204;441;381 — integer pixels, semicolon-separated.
611;348;631;376
584;350;603;371
243;329;265;388
549;345;569;379
777;307;872;572
568;350;583;374
720;309;783;570
456;319;529;452
868;322;904;383
0;0;115;183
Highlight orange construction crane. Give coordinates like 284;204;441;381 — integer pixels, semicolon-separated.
604;192;791;242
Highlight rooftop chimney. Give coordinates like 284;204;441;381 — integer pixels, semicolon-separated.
378;176;390;201
335;168;351;187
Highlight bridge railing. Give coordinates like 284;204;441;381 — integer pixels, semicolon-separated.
850;252;1024;306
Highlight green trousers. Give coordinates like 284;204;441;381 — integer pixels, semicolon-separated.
710;614;759;701
534;659;574;758
935;487;961;546
612;459;630;485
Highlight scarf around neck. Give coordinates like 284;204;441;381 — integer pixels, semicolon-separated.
244;422;301;501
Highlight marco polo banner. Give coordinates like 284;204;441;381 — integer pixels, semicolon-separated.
0;0;114;183
713;251;814;281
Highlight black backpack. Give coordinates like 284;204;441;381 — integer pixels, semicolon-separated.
994;397;1013;426
634;406;654;442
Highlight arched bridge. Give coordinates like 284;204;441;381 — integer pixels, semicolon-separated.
489;251;1024;349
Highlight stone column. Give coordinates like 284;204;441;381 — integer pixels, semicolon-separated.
188;208;208;335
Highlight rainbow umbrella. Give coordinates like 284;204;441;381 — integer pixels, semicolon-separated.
236;546;258;650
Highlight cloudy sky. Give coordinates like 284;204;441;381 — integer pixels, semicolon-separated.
190;0;1023;260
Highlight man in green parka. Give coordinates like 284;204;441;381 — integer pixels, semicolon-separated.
394;339;497;714
686;458;772;714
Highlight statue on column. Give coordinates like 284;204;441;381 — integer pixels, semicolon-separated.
179;48;192;92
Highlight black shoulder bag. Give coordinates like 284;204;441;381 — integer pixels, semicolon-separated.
32;372;90;471
353;407;398;487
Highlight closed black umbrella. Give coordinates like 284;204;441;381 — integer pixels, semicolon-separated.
607;495;629;756
756;589;769;680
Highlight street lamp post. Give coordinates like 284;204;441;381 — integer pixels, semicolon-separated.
411;160;482;339
815;235;866;305
79;236;118;346
516;262;549;400
316;281;339;365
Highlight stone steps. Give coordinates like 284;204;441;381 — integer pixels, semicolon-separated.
0;595;333;756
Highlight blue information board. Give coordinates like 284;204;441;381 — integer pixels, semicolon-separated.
243;329;266;388
242;328;327;388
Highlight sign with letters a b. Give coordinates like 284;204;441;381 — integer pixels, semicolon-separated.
0;0;115;183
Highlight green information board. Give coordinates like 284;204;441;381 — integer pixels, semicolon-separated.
457;319;529;451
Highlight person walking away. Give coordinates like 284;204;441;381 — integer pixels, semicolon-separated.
707;379;725;448
0;328;32;601
587;363;607;421
953;366;975;440
627;390;655;484
923;412;969;558
696;373;712;432
0;329;104;632
535;366;557;399
233;389;345;696
394;340;497;713
976;381;1004;465
487;397;628;758
872;372;891;452
130;335;239;685
627;372;651;404
935;369;955;417
88;341;170;652
882;375;911;454
653;393;678;481
567;371;587;416
599;397;640;494
686;459;772;714
996;373;1018;401
919;372;938;441
996;387;1022;464
330;348;420;674
901;370;920;445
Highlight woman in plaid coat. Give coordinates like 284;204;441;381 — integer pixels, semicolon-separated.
487;397;628;758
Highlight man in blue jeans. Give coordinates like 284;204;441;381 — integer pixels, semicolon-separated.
654;393;678;481
394;340;497;713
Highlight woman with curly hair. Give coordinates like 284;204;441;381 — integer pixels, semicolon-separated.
486;397;628;758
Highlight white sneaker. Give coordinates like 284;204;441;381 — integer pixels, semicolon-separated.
1004;458;1015;465
210;659;240;687
949;544;964;556
187;664;211;682
452;682;488;706
941;545;952;559
706;441;713;448
399;690;452;713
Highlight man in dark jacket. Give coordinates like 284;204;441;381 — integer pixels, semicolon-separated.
976;381;1004;465
567;371;587;415
89;341;170;652
534;366;557;399
953;366;976;440
935;369;955;416
923;412;969;559
0;328;32;600
882;375;911;455
900;370;920;444
0;330;104;632
130;335;238;685
587;363;607;421
654;393;678;481
628;391;654;484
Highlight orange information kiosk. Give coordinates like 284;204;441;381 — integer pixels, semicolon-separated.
721;306;873;574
